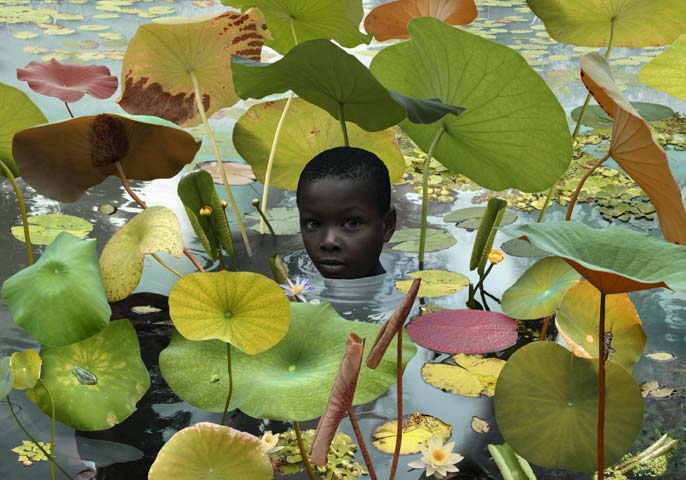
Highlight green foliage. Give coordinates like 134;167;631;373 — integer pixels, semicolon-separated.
640;34;686;100
470;197;507;274
10;214;92;245
488;443;537;480
10;350;41;390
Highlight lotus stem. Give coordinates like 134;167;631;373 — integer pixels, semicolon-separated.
597;292;607;480
7;395;72;480
0;159;33;265
150;253;183;278
539;315;552;341
536;176;561;223
565;153;611;221
114;161;205;273
39;379;56;480
251;199;276;238
482;289;501;304
337;102;349;147
469;262;495;305
418;126;446;270
294;420;318;480
388;329;404;480
347;408;377;480
220;343;233;426
480;287;490;311
188;69;253;257
64;102;74;119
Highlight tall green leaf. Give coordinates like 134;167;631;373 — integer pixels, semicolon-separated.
470;198;506;273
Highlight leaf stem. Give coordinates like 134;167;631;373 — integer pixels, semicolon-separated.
251;199;276;238
597;292;607;480
536;176;561;223
0;159;33;265
337;103;349;147
220;343;233;425
294;420;318;480
388;329;403;480
418;126;446;270
188;69;252;257
150;253;183;278
539;315;552;341
347;408;377;480
39;379;56;480
64;102;74;119
565;153;611;221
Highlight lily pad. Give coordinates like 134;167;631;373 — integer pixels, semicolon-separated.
556;281;647;370
407;310;518;354
0;357;12;398
395;270;468;298
646;352;676;362
640;34;686;100
471;416;490;434
11;214;92;245
571;102;675;128
2;232;111;346
494;342;644;472
245;207;300;236
389;228;457;253
168;271;290;355
500;238;548;258
370;17;572;193
148;422;272;480
640;380;675;399
13;113;200;202
10;350;41;390
27;319;150;431
118;9;268;127
421;354;505;397
196;161;256;186
371;413;452;454
444;206;517;230
100;206;183;303
159;302;416;420
500;256;580;320
233;98;406;189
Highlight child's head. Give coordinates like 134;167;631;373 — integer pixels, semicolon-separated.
296;146;396;279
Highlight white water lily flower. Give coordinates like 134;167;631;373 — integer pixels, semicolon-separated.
259;431;284;455
407;435;464;479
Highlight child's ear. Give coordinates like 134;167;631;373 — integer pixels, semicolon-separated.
383;209;397;242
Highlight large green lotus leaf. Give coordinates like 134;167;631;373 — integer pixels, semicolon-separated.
100;206;184;303
2;232;111;346
148;422;272;480
526;0;686;48
556;281;646;370
10;350;41;390
640;34;686;100
389;227;457;253
233;98;406;190
370;17;572;192
494;342;644;472
168;271;290;354
12;113;200;202
0;357;12;398
222;0;370;54
11;214;92;245
503;222;686;294
118;9;268;127
27;319;150;431
160;302;416;420
500;256;580;320
0;82;47;177
570;102;675;128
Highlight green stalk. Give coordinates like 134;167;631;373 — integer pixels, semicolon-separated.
251;199;276;238
220;343;233;425
597;292;607;480
150;253;183;278
418;126;446;270
189;70;252;257
337;103;349;147
39;379;56;480
0;159;33;265
468;262;495;306
294;420;318;480
565;153;611;220
536;175;561;223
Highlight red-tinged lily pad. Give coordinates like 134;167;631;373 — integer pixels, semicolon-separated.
407;309;518;354
17;59;118;103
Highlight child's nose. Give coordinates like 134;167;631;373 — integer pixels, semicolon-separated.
320;227;340;251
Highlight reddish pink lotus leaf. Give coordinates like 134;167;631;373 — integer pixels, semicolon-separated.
407;309;518;354
17;59;118;103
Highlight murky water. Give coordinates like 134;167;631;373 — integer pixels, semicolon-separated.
1;0;685;479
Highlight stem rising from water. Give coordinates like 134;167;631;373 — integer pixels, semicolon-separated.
0;159;33;265
418;126;446;270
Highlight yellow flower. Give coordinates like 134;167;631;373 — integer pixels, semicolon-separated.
488;249;504;265
199;205;212;216
259;431;284;455
219;199;228;208
408;436;463;479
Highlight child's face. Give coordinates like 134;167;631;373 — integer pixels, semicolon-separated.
297;177;396;279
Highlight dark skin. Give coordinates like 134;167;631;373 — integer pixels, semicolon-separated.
297;177;396;279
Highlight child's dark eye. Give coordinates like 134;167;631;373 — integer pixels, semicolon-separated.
302;219;320;231
343;218;363;229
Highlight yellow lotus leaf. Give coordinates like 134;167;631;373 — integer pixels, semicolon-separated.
422;354;505;398
395;269;469;298
371;412;452;454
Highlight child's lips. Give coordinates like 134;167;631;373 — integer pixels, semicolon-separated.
317;258;346;273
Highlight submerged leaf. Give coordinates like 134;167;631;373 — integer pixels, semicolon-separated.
372;413;452;454
245;206;300;236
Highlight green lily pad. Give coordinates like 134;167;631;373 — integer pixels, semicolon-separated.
119;9;268;127
149;422;272;480
10;350;41;390
640;34;686;100
11;214;92;245
370;17;572;193
444;206;517;230
27;319;150;431
160;302;416;420
2;232;111;346
494;342;644;472
233;98;406;190
501;256;580;320
389;228;457;253
526;0;686;47
222;0;370;54
168;271;290;354
395;270;469;297
0;357;12;398
0;82;47;177
571;102;675;128
556;281;646;370
100;206;184;303
246;207;300;236
500;238;549;258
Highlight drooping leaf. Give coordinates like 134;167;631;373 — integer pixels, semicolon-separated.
16;59;118;103
389;228;457;253
556;281;647;370
500;256;580;320
0;357;13;398
371;413;452;454
494;342;644;472
395;270;468;298
470;198;507;274
10;350;41;390
500;238;548;258
11;214;92;245
640;34;686;100
233;98;406;190
444;206;517;230
148;422;272;480
118;9;268;127
364;0;477;41
421;354;505;397
2;232;111;346
245;206;300;235
27;319;150;431
570;102;675;128
407;310;518;354
370;17;572;192
488;443;537;480
12;113;200;202
168;271;290;354
580;53;686;244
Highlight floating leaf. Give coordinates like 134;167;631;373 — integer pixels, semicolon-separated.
2;232;111;346
471;417;490;434
10;350;41;390
395;270;468;298
11;214;92;245
196;161;256;186
444;206;517;230
488;443;536;480
640;34;686;100
500;238;548;258
245;207;300;236
372;413;452;454
0;357;12;398
169;271;290;354
494;342;644;472
148;422;272;480
11;440;51;464
646;352;676;362
571;102;675;128
421;354;505;397
389;228;456;253
640;380;675;399
27;319;150;431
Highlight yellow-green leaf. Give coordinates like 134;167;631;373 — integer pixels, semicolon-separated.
10;350;41;390
395;270;469;297
372;412;452;454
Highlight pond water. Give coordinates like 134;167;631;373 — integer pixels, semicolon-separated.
1;0;685;479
